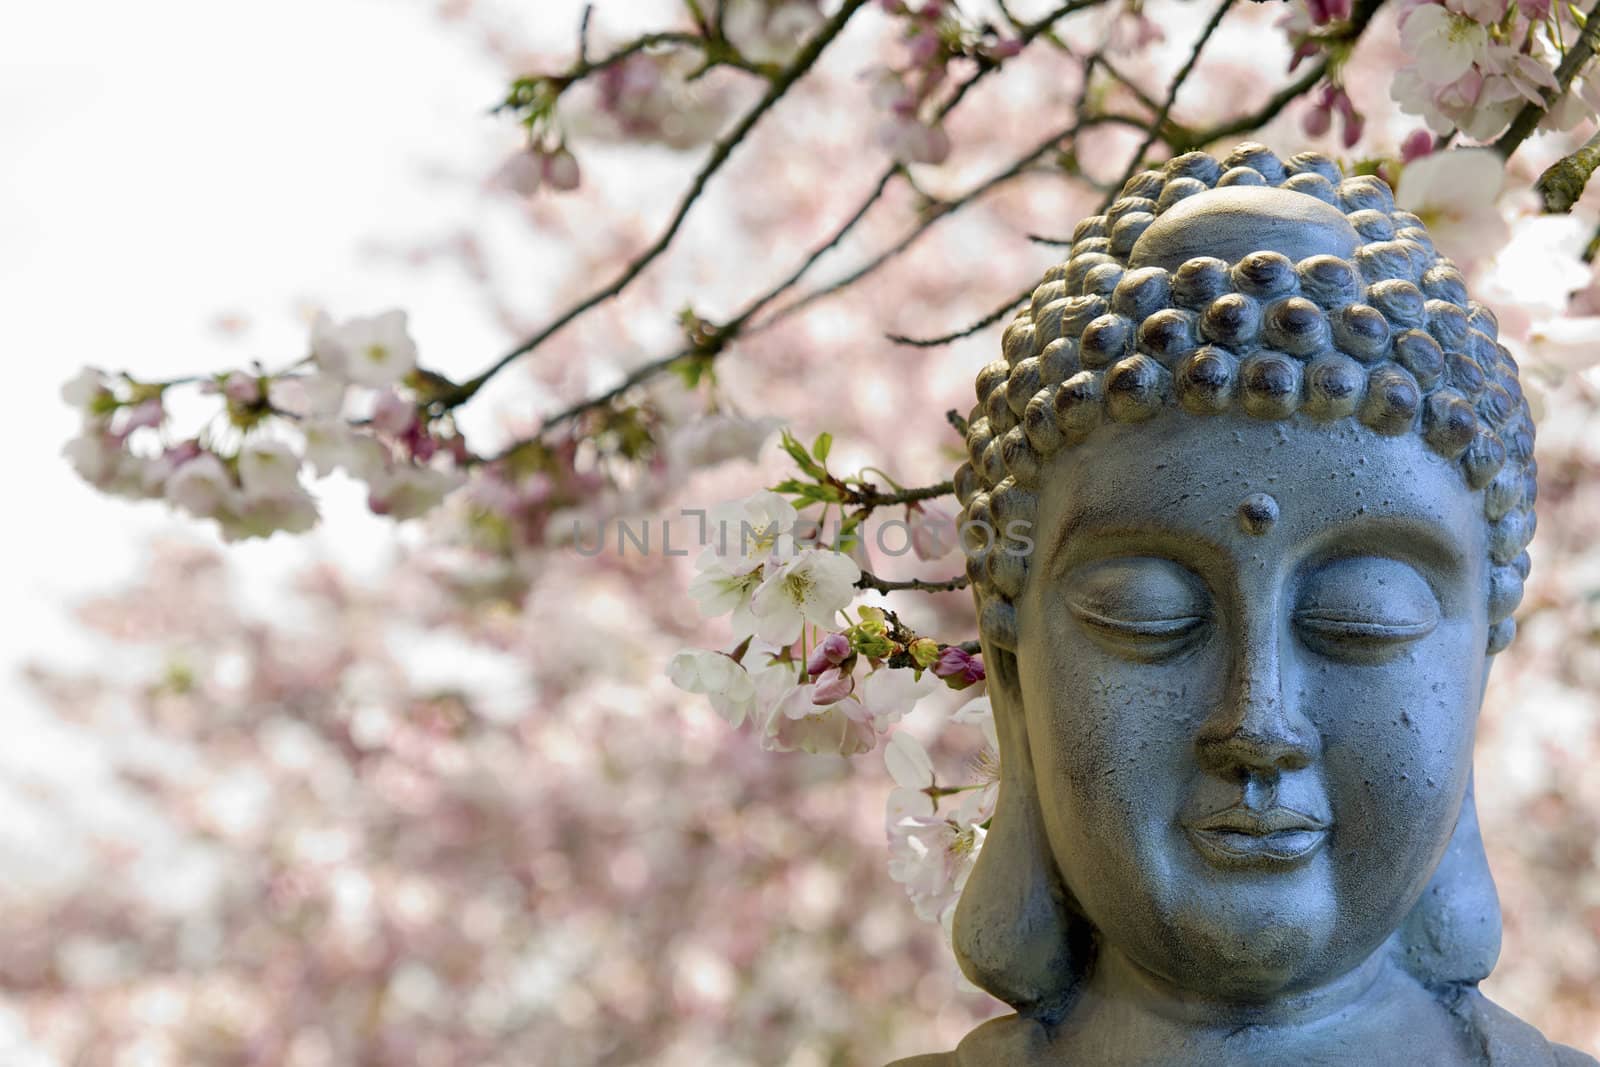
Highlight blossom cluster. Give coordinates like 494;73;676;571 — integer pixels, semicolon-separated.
1392;0;1600;141
61;310;468;541
669;489;983;758
866;0;1023;165
883;695;997;935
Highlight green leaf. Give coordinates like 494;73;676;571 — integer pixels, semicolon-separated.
811;431;833;464
779;430;825;479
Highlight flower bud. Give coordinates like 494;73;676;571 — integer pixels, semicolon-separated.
908;637;940;669
806;633;852;676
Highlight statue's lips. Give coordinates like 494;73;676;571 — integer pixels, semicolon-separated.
1182;807;1330;870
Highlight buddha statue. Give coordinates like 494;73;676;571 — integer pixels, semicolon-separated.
892;144;1596;1066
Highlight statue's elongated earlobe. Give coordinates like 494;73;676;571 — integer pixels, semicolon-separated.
951;645;1087;1023
1395;772;1502;988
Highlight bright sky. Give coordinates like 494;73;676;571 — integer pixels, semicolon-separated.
0;0;641;946
0;1;552;701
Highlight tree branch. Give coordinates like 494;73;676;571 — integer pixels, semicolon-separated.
1536;128;1600;212
844;480;955;507
1104;0;1240;209
508;0;1113;437
888;289;1029;347
1495;0;1600;159
445;0;870;410
856;571;970;594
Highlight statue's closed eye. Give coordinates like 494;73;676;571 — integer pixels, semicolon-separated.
1066;558;1210;661
1294;556;1440;661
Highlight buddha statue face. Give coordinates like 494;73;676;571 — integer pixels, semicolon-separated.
1016;412;1488;997
949;143;1537;1020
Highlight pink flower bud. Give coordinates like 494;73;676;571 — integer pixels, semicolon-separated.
1340;109;1365;149
1302;103;1333;139
223;373;263;406
812;666;855;705
1401;128;1435;162
541;148;582;192
495;151;542;197
908;30;941;68
371;389;417;437
909;502;957;561
931;646;984;689
807;633;852;676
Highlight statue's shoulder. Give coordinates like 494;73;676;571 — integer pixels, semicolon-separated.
884;1014;1051;1067
1452;988;1599;1066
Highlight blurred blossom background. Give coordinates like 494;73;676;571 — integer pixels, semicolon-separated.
5;0;1600;1063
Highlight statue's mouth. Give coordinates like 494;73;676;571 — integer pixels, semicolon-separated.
1183;807;1330;870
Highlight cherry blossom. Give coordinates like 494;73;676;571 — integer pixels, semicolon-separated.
887;811;986;929
311;308;418;388
668;648;760;726
1401;4;1489;84
164;452;236;519
749;548;861;645
1395;147;1509;266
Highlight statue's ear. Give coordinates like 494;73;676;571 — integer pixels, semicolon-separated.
951;635;1090;1024
1394;772;1502;988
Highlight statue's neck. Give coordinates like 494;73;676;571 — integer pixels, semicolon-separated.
1032;945;1477;1065
1087;943;1389;1030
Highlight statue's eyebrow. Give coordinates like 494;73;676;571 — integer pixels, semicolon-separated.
1042;506;1231;582
1298;512;1473;606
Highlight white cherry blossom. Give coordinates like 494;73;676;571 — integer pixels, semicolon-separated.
165;453;237;518
311;309;418;388
237;439;306;500
667;649;758;727
217;483;320;542
367;464;467;520
761;678;878;756
687;567;766;637
852;665;940;731
885;730;936;827
1396;148;1508;266
887;810;986;926
696;491;799;576
1400;5;1489;84
748;548;860;646
60;367;112;413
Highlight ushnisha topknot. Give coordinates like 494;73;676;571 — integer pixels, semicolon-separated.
955;142;1536;655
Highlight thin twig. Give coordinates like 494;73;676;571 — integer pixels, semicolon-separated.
1495;0;1600;159
845;480;955;507
511;0;1110;435
1174;0;1383;151
888;289;1029;347
578;4;595;64
446;0;869;410
1103;0;1240;209
857;571;970;594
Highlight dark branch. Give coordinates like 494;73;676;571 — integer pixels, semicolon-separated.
1536;128;1600;213
445;0;869;409
506;0;1115;435
844;480;955;507
1495;0;1600;160
887;288;1029;347
1104;0;1239;209
856;571;970;594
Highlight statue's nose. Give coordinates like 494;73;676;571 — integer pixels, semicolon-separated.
1195;621;1321;778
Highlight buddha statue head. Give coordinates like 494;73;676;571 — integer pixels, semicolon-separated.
931;143;1578;1063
